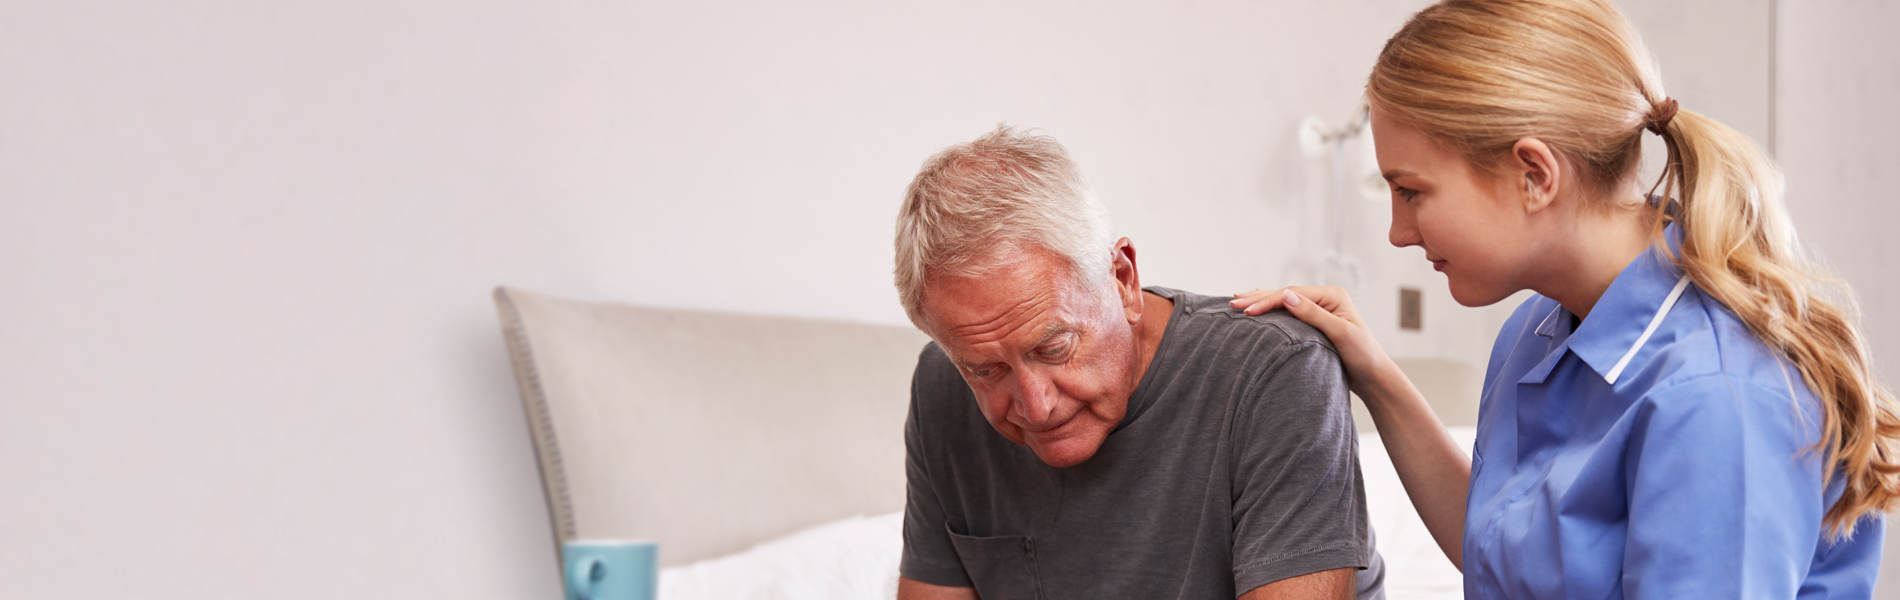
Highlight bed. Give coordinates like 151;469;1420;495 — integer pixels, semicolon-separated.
494;287;1471;599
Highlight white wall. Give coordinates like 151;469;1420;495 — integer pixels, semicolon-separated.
0;2;1449;597
3;0;1877;598
1781;0;1900;426
1778;1;1900;596
0;3;585;597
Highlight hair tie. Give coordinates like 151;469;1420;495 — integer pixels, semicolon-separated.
1647;98;1679;135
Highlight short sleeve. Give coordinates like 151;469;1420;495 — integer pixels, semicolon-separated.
1229;337;1370;594
898;346;974;588
1621;376;1831;599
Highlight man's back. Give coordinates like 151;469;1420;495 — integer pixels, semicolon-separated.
900;287;1385;600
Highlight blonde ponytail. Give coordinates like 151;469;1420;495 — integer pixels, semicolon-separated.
1655;107;1900;537
1371;0;1900;537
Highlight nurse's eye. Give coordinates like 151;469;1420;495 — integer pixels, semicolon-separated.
1394;186;1420;203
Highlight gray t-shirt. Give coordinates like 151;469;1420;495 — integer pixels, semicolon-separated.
900;286;1384;600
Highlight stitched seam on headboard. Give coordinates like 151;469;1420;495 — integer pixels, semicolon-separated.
493;287;578;548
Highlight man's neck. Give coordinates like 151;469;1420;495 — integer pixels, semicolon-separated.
1132;289;1174;384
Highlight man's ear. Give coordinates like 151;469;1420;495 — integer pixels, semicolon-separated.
1511;137;1563;214
1110;237;1143;324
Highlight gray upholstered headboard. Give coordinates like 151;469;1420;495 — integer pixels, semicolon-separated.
494;287;931;566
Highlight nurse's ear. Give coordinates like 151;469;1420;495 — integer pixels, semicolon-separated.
1509;137;1564;215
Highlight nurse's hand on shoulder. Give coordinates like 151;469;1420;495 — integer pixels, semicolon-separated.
1236;286;1470;569
1231;286;1392;397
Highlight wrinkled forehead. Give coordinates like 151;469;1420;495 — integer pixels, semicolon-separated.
918;248;1100;348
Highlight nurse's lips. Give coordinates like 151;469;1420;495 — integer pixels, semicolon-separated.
1428;257;1447;271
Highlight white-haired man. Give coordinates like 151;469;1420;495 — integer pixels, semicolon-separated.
892;127;1385;600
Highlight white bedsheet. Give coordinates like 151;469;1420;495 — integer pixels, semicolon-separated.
1360;428;1474;600
660;513;904;600
658;429;1476;600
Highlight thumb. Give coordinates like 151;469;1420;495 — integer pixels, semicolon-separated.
1282;290;1350;339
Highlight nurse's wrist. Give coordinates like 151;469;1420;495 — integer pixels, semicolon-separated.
1350;357;1417;414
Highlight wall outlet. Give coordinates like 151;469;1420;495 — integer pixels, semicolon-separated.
1400;287;1422;331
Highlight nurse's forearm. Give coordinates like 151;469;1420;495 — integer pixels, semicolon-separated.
1358;357;1471;571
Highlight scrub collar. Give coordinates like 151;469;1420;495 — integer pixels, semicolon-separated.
1562;224;1696;384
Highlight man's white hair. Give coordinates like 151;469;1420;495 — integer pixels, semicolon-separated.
893;125;1115;329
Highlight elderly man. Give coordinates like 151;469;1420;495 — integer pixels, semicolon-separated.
892;127;1384;600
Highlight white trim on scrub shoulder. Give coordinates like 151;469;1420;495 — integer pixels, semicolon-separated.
1604;275;1693;385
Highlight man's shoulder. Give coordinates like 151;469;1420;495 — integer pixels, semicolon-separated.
1147;286;1336;356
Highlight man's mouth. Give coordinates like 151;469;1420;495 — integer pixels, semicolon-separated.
1020;412;1077;436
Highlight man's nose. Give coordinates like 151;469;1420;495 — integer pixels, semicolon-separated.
1012;372;1058;427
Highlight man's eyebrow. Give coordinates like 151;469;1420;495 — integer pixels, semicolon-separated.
947;351;989;371
1031;321;1075;347
954;352;996;368
947;321;1075;369
1382;169;1418;182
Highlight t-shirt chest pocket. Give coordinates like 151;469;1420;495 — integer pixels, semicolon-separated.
948;530;1045;600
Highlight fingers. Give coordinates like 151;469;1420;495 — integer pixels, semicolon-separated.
1230;292;1283;315
1230;289;1276;303
1230;288;1288;315
1285;285;1346;307
1280;289;1352;340
1232;286;1357;318
1243;297;1280;315
1288;286;1362;322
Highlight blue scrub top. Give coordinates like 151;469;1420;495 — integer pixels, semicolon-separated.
1464;227;1884;599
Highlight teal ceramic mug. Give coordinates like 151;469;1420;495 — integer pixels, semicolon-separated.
563;540;658;600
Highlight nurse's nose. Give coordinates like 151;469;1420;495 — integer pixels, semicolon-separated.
1012;371;1058;427
1389;200;1421;248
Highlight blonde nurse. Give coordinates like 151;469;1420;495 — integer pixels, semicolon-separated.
1231;0;1900;597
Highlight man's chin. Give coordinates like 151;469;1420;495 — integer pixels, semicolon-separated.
1027;436;1104;468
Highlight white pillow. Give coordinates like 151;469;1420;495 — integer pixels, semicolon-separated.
659;512;904;600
